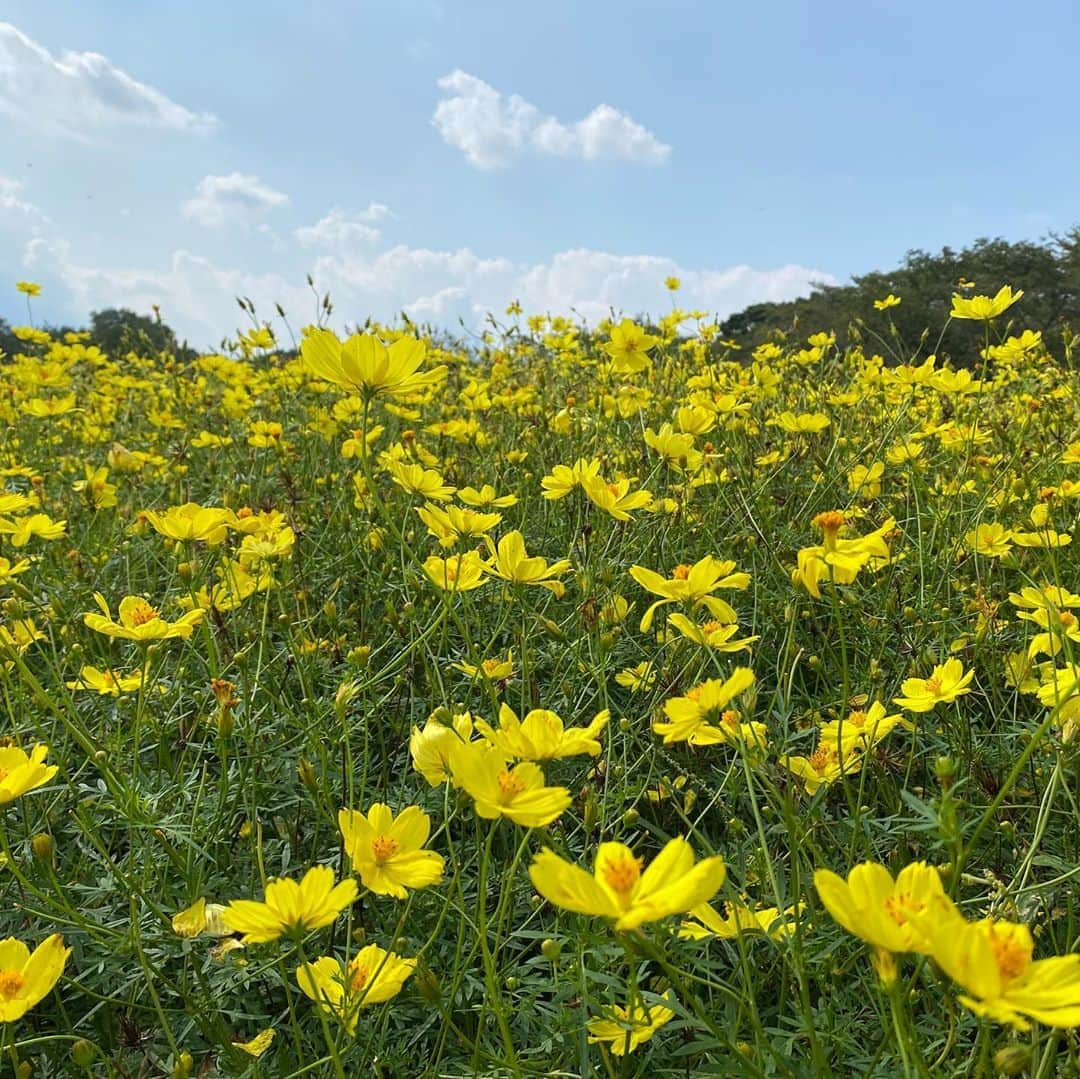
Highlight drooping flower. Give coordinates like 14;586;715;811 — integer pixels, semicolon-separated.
793;512;894;598
338;804;445;899
529;837;726;931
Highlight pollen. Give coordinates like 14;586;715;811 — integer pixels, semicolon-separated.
601;853;643;896
924;677;943;695
370;835;400;863
128;601;159;627
497;769;526;798
672;564;692;580
812;510;846;536
987;925;1032;982
0;970;25;1000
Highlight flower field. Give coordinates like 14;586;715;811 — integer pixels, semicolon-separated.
1;280;1079;1077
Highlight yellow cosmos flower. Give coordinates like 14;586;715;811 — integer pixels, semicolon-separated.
770;411;830;434
15;281;41;297
0;934;70;1021
416;502;502;547
447;740;570;827
141;503;231;545
0;513;67;546
84;594;205;641
0;557;33;585
301;328;446;401
338;804;444;899
221;865;358;944
486;530;571;595
666;612;758;653
474;703;609;760
387;460;455;501
629;555;750;632
873;294;901;310
950;285;1023;321
233;1028;275;1057
587;994;675;1056
452;651;515;682
781;737;864;795
892;658;974;712
423;551;491;592
814;861;956;982
296;945;416;1034
602;318;660;375
793;512;894;598
965;522;1013;558
540;458;601;501
847;461;884;499
457;484;517;508
816;701;909;753
653;668;758;746
0;743;58;804
171;897;231;939
72;465;117;509
410;711;474;786
680;901;803;941
925;916;1080;1030
529;837;726;931
65;665;145;696
20;394;77;417
581;474;653;521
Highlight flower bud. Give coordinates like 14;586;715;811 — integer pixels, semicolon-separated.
297;757;318;791
540;938;561;963
31;833;53;860
71;1040;97;1068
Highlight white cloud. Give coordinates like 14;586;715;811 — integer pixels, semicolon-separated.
294;208;382;251
0;22;217;138
433;70;670;169
24;222;830;345
182;173;289;228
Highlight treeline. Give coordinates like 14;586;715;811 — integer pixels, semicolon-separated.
717;228;1080;361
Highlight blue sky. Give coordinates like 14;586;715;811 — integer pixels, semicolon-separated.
1;1;1077;344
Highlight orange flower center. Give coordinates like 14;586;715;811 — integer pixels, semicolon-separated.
987;926;1031;982
128;602;159;627
847;710;868;728
496;769;525;799
0;970;25;1000
1061;612;1077;630
812;511;846;540
370;835;399;863
348;962;370;994
720;709;740;732
808;746;835;774
672;564;692;580
702;620;726;634
883;891;924;926
601;853;643;897
924;677;943;695
481;658;503;676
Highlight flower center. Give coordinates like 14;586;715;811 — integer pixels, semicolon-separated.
924;677;943;695
601;853;643;897
348;963;370;994
496;769;525;799
481;658;503;676
128;602;159;627
987;926;1031;983
847;710;867;728
1061;612;1077;630
370;835;399;863
0;970;25;1000
883;891;923;926
813;511;846;539
809;746;835;774
720;709;740;732
672;564;692;580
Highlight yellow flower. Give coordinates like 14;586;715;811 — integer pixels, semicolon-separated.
529;837;726;931
770;411;830;434
0;744;58;804
171;898;230;938
190;431;233;449
296;945;416;1033
873;294;901;310
950;285;1023;320
457;484;517;508
629;555;750;631
20;395;79;418
540;458;601;501
925;916;1080;1030
892;658;974;712
781;739;863;795
486;530;571;595
423;551;490;592
474;703;609;760
233;1028;275;1058
602;318;660;374
452;651;515;682
301;328;446;401
814;861;956;981
410;711;474;785
653;669;758;746
965;522;1013;558
0;557;32;585
84;594;205;641
447;740;570;827
388;460;455;501
72;465;117;509
615;662;656;692
587;994;675;1055
338;804;444;899
221;865;358;944
141;503;231;545
581;474;653;521
817;701;908;753
679;901;803;941
0;934;70;1021
65;665;145;696
416;502;502;547
847;461;884;499
665;613;758;653
793;511;894;598
15;281;41;297
0;513;67;546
